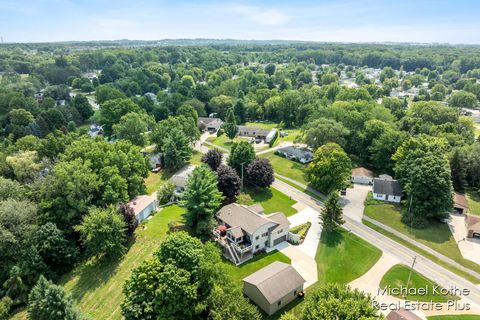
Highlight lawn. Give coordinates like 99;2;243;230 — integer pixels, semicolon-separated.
237;186;298;216
315;229;382;284
206;134;244;151
223;250;291;284
466;191;480;216
380;264;457;302
363;199;480;274
11;205;187;320
259;151;308;185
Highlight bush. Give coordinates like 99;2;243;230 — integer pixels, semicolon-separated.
157;181;175;204
0;297;12;320
217;128;224;137
290;222;312;239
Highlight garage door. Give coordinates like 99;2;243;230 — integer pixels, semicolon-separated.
273;235;287;245
473;232;480;239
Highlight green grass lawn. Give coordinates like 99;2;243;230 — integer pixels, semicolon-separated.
237;186;298;216
244;121;302;146
316;229;382;285
223;250;291;284
11;205;187;320
380;264;457;302
259;151;308;185
428;316;480;320
187;150;203;166
363;200;480;274
467;191;480;216
206;135;244;151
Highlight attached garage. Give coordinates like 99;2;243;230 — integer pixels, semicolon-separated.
273;235;287;246
465;214;480;238
454;192;469;215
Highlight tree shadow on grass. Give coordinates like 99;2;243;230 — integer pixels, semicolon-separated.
320;229;344;248
244;186;273;203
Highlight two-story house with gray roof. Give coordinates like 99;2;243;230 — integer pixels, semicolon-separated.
213;203;290;264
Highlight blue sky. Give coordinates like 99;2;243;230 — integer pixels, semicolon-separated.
1;0;480;44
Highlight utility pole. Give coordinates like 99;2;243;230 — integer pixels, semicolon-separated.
408;193;413;234
404;255;417;298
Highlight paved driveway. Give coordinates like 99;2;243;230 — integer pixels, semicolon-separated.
448;214;480;265
288;206;321;259
340;184;371;222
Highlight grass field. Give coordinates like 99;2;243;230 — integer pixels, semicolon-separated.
316;229;382;284
12;205;187;320
380;264;457;302
467;191;480;216
223;250;291;284
206;135;244;151
237;186;298;216
427;316;480;320
259;151;308;185
363;200;480;274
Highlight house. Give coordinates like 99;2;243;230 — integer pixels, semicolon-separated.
465;215;480;238
87;123;104;137
379;174;394;181
276;146;313;164
214;203;290;264
453;192;469;214
127;195;157;222
387;309;422;320
237;126;273;141
171;165;196;196
372;177;402;203
198;117;223;132
351;167;374;185
243;261;305;315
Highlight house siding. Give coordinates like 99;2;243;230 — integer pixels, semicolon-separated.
136;201;157;222
352;175;373;185
373;193;401;203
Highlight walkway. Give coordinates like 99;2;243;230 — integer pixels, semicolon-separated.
287;206;321;259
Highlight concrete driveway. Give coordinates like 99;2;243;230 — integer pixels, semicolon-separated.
340;184;371;222
448;214;480;265
288;206;321;259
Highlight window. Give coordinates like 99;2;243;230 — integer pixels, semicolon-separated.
277;229;283;234
277;301;281;306
294;290;297;295
262;232;268;237
255;245;259;250
255;236;259;240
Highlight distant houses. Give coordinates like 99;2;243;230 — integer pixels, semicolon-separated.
275;146;313;164
243;261;305;315
237;126;277;143
198;117;223;132
171;165;196;197
127;194;157;222
372;177;402;203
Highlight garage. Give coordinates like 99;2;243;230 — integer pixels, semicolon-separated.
273;235;287;246
466;214;480;238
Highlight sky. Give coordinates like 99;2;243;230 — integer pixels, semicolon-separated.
1;0;480;44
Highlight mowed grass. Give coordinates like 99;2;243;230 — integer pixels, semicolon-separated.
206;135;244;151
315;229;382;284
364;200;480;274
467;191;480;216
259;151;308;185
223;250;291;284
428;316;480;320
11;205;187;320
237;186;298;216
380;264;457;302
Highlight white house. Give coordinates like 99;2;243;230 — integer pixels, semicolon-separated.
171;165;196;196
127;195;157;222
276;146;313;164
372;177;402;203
351;167;374;185
214;203;290;264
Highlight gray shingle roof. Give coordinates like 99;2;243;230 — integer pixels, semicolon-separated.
243;261;305;304
217;203;277;234
267;212;290;232
373;178;402;196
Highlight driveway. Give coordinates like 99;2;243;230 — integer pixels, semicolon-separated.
288;206;321;259
448;214;480;265
340;183;371;222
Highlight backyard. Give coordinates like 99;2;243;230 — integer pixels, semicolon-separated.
363;200;480;274
259;151;308;185
245;121;302;146
380;264;457;302
237;186;298;216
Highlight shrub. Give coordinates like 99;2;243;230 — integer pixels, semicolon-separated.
157;181;175;204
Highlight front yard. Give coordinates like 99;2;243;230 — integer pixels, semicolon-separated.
206;134;243;151
363;199;480;274
380;264;457;302
466;190;480;216
259;151;308;185
237;186;298;217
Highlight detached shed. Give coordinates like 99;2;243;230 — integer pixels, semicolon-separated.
465;214;480;238
243;261;305;315
453;192;469;214
128;195;157;222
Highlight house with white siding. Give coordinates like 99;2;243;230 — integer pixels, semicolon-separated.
372;177;402;203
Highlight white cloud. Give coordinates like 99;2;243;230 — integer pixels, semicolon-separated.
226;5;289;26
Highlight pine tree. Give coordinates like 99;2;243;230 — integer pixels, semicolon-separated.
320;192;344;232
28;276;80;320
222;108;238;140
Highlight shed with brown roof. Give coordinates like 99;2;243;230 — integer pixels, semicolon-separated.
243;261;305;315
465;214;480;238
351;167;374;185
454;192;469;214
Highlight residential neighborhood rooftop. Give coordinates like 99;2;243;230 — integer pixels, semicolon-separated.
454;192;469;210
351;167;374;178
373;178;402;197
127;195;156;216
243;261;306;304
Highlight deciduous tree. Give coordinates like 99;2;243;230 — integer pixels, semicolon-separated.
246;158;274;188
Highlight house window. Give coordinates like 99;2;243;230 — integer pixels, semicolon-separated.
277;301;281;306
277;229;283;234
294;290;297;296
255;236;259;240
262;232;268;237
255;245;259;250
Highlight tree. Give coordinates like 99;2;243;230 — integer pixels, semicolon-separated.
75;206;127;259
27;276;80;320
264;63;276;76
246;158;274;188
0;177;26;201
98;98;142;135
5;151;41;182
216;165;241;201
201;149;223;171
112;112;155;146
370;129;409;173
119;203;139;239
157;181;175;205
320;192;344;232
306;143;352;194
71;94;93;120
228;141;255;175
208;285;261;320
301;284;382;320
222;108;238;140
163;127;192;170
450;147;469;192
95;85;125;104
448;90;477;109
181;165;224;238
233;99;247;123
393;136;453;227
301;118;350;150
